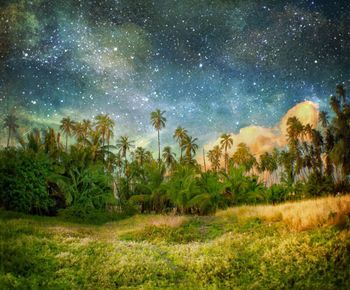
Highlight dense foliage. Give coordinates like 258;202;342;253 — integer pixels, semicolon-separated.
0;86;350;218
0;149;55;214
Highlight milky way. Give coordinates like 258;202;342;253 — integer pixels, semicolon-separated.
1;0;350;150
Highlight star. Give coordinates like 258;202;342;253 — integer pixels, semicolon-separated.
0;0;349;150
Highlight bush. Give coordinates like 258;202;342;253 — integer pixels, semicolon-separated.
266;184;290;204
0;149;56;214
56;164;116;216
302;172;334;197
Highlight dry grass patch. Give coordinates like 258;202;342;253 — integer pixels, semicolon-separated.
147;215;187;228
217;194;350;231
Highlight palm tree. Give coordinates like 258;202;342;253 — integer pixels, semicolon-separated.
232;143;256;171
286;117;304;172
214;145;222;171
330;95;341;116
162;146;176;170
73;122;85;145
311;129;323;174
115;152;123;177
3;114;19;147
220;133;233;172
106;127;114;149
207;146;222;172
60;117;75;151
258;152;277;185
336;84;346;104
303;123;313;140
134;146;148;167
81;119;92;140
319;111;329;129
144;150;153;163
202;148;207;172
95;114;115;148
173;126;188;160
150;109;166;163
287;116;304;143
84;129;103;162
25;128;43;152
43;128;63;156
116;136;135;173
181;136;199;163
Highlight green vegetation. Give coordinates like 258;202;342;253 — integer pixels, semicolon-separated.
1;86;350;288
1;86;350;218
1;196;350;289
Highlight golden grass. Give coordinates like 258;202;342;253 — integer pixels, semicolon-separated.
147;215;187;228
216;194;350;231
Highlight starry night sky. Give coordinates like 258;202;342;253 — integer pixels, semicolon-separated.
1;0;350;149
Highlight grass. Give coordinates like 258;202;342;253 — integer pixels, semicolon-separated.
217;194;350;231
1;195;350;289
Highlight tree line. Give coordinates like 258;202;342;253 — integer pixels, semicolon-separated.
0;85;349;218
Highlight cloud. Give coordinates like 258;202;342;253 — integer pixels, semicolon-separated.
201;101;319;164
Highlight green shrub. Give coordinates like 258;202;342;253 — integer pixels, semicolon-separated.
0;149;56;214
266;184;290;204
56;164;116;215
302;172;334;197
222;165;265;205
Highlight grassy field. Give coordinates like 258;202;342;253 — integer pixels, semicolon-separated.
1;195;350;289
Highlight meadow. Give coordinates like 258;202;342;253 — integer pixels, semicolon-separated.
1;195;350;289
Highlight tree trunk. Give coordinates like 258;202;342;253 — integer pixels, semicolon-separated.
106;136;110;167
7;127;11;147
157;130;161;164
65;135;68;152
202;148;206;172
124;154;127;175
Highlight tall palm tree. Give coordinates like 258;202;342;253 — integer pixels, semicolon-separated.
43;128;63;156
162;146;176;170
73;122;85;145
95;114;115;148
173;126;188;160
3;114;19;147
181;136;199;163
60;117;75;151
336;84;346;104
84;129;102;162
303;123;313;140
106;127;114;150
287;116;304;142
319;111;329;129
232;143;256;171
330;95;341;116
73;119;93;149
81;119;92;140
26;128;43;152
150;109;166;163
207;146;222;172
220;133;233;172
144;150;153;163
202;148;207;172
134;146;147;167
258;151;277;185
116;136;135;173
115;152;123;178
286;117;304;170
